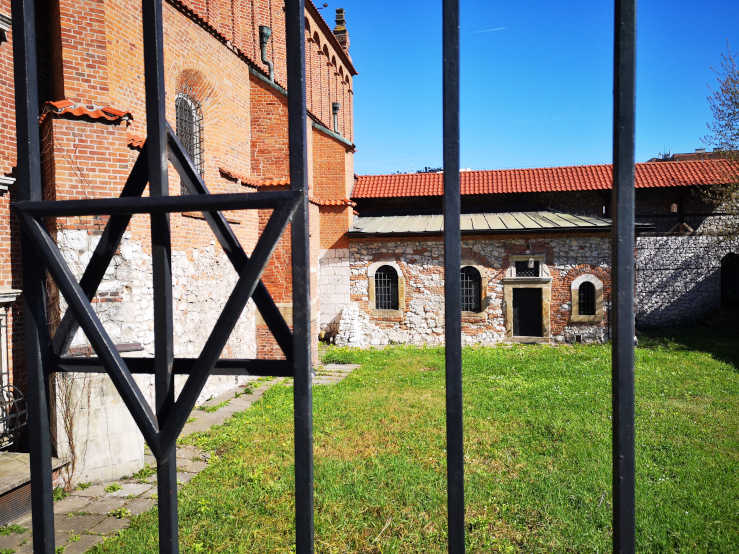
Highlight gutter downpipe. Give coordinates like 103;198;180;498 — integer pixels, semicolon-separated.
259;25;274;81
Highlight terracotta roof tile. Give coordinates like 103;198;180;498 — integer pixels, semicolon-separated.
309;197;355;207
40;100;132;124
353;159;738;199
127;134;145;150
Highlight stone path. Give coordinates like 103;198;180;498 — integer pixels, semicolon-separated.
0;364;359;553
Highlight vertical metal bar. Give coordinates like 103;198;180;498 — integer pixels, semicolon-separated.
11;1;56;551
141;1;178;552
285;1;314;552
442;0;464;552
611;1;636;552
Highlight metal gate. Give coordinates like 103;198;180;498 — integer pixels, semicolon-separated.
11;0;636;552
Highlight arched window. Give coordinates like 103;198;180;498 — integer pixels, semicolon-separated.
374;265;398;310
175;93;204;181
460;266;482;312
578;282;596;316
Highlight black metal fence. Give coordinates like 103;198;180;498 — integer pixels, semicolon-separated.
11;0;635;552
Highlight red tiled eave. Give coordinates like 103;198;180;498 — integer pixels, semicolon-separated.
40;100;133;124
353;159;739;199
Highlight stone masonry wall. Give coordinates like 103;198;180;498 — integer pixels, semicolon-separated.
636;229;739;327
337;235;611;347
318;247;350;331
54;229;256;482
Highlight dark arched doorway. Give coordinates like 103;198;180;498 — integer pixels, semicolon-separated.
721;253;739;308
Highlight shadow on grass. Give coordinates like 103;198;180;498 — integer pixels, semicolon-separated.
638;317;739;370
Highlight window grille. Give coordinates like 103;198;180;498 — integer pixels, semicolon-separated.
515;260;540;277
460;266;481;312
579;281;596;315
374;265;398;310
175;93;204;186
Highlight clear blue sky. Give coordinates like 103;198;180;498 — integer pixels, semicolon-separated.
326;0;739;174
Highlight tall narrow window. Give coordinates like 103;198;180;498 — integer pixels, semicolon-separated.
578;282;596;316
375;265;399;310
460;266;482;312
175;93;204;186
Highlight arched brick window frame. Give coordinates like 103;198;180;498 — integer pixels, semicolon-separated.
367;261;405;318
460;264;487;315
175;93;204;188
571;274;604;323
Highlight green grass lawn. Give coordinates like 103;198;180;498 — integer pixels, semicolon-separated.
95;334;738;553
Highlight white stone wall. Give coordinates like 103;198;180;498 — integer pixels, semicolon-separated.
318;247;350;333
54;230;256;484
636;231;739;327
336;236;611;347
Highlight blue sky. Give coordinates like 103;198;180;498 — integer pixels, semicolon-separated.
326;1;739;174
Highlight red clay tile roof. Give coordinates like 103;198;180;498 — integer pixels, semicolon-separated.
309;197;355;207
353;159;738;199
40;100;132;124
127;134;145;150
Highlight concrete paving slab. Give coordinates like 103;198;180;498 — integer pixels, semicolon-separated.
70;484;106;498
107;482;152;498
89;516;130;535
84;496;127;514
62;533;105;554
125;497;155;516
177;459;207;473
0;528;29;551
54;513;105;533
54;495;93;514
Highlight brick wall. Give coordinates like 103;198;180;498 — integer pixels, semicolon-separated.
1;2;25;398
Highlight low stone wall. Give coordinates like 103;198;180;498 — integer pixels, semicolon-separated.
54;230;256;484
336;235;611;347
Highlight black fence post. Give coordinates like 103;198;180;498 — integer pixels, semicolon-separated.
285;1;314;552
611;1;636;552
141;0;178;551
12;1;56;551
443;0;465;552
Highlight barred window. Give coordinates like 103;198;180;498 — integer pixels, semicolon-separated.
175;93;204;187
515;260;540;277
375;265;398;310
460;266;481;312
578;282;596;315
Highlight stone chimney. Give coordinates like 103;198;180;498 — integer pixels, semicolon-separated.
333;8;350;50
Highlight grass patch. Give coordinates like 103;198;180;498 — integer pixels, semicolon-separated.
104;483;122;493
132;465;156;481
197;400;230;413
94;337;738;552
108;507;132;519
0;524;26;536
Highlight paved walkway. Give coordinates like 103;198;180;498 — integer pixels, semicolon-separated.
0;364;358;553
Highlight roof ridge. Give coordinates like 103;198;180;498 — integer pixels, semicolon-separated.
357;157;736;179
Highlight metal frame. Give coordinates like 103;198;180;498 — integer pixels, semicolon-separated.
11;0;636;552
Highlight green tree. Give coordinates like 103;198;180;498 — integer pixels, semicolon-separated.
701;46;738;234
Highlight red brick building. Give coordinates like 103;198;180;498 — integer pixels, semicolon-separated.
1;0;357;481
